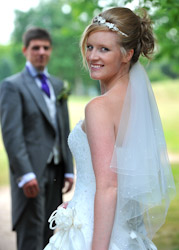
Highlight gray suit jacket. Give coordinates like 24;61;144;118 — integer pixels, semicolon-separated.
0;68;73;229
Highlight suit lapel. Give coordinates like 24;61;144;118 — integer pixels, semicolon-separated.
49;76;63;97
22;69;55;130
49;76;64;132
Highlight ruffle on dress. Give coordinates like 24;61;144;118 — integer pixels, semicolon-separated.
44;207;87;250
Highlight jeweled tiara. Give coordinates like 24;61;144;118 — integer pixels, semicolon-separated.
93;16;128;37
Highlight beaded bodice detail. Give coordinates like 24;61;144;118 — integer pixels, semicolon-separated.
67;120;96;246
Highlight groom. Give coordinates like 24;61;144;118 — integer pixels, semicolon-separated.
0;27;74;250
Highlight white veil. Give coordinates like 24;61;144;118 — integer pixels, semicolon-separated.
110;62;176;240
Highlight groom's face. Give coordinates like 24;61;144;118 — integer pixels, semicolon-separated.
23;39;52;71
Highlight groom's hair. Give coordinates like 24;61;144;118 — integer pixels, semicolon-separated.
22;27;52;48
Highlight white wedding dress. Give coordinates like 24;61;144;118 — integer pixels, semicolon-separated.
44;120;157;250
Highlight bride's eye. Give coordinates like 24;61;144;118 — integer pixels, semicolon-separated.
101;47;109;52
86;45;93;51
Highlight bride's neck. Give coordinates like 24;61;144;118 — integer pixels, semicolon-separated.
100;72;129;95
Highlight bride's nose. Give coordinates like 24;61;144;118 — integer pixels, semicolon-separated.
88;49;99;61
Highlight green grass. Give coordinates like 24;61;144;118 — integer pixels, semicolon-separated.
0;81;179;183
152;79;179;153
0;131;9;185
153;164;179;250
68;95;90;129
0;81;179;249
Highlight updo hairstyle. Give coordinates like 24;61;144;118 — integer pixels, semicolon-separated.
80;7;155;67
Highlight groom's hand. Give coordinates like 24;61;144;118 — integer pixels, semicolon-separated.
23;178;39;198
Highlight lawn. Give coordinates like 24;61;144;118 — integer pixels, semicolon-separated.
153;164;179;250
152;79;179;153
0;80;179;249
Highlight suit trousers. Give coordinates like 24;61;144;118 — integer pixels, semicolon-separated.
16;161;63;250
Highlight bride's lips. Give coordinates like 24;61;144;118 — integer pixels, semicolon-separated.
90;64;104;70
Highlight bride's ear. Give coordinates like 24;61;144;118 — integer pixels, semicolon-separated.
123;49;134;63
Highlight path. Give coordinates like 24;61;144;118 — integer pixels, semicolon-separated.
0;185;74;250
0;186;16;250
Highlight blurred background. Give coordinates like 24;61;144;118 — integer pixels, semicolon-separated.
0;0;178;249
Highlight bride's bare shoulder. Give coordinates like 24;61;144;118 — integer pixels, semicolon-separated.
84;95;113;133
85;95;110;117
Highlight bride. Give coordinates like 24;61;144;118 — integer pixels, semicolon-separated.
44;7;175;250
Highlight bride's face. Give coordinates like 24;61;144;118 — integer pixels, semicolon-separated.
86;31;126;83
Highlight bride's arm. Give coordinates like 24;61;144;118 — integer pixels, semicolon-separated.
85;97;117;250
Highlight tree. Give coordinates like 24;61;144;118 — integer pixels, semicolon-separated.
0;45;14;81
124;0;179;77
152;0;179;77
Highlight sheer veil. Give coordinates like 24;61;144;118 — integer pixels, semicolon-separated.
110;62;176;240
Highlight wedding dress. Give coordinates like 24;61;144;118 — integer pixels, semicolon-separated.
44;62;175;250
44;120;157;250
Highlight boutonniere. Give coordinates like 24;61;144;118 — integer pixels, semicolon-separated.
57;81;71;102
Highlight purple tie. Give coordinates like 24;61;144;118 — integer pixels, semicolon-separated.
38;73;51;98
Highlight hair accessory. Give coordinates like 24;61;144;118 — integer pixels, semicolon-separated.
93;16;128;37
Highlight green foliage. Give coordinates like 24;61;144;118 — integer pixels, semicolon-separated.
0;45;14;81
122;0;179;78
1;80;179;184
151;0;179;77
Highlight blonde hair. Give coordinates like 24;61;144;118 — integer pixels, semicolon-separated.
80;7;155;67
